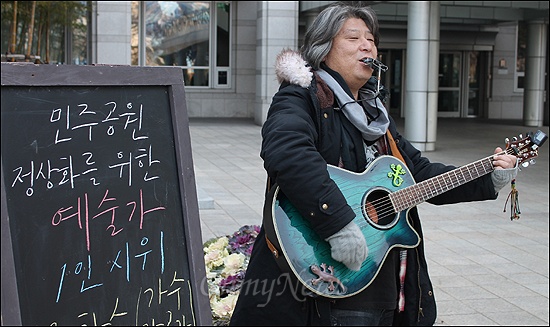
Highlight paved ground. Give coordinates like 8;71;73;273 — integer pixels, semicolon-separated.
189;117;549;326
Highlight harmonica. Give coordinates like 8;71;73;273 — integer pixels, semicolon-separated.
361;58;388;72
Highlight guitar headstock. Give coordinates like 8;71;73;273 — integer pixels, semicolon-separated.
506;130;548;168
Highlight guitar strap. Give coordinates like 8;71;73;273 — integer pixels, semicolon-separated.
263;184;299;283
263;182;278;255
386;129;406;165
385;130;409;312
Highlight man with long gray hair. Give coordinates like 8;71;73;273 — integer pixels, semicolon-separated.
230;2;517;325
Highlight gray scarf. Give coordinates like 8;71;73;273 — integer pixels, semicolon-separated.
317;69;389;142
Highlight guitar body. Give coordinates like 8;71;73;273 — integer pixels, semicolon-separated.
265;131;546;299
269;156;421;298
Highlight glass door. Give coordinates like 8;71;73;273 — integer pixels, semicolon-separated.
438;52;462;117
464;51;489;118
378;50;404;118
466;51;480;117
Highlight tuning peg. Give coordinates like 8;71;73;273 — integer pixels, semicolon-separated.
505;137;510;144
519;134;523;139
521;161;530;168
529;159;536;165
512;136;518;142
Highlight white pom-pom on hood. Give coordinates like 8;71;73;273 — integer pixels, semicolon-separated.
275;48;313;88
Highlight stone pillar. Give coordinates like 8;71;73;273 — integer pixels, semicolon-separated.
92;1;132;65
404;1;440;151
523;20;547;127
254;1;299;125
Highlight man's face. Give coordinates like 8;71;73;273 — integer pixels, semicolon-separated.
324;17;378;96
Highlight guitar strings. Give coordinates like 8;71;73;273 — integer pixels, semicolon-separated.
346;148;517;227
355;149;514;224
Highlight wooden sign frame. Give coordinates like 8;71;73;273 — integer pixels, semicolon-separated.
1;63;211;325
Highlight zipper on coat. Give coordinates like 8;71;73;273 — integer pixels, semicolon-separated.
415;247;424;322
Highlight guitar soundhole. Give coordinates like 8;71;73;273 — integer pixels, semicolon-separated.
362;188;397;229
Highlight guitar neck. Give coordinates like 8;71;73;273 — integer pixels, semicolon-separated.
390;156;494;212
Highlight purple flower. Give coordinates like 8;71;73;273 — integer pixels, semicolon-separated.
219;270;246;296
227;225;260;255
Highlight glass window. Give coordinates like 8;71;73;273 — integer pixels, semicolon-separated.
1;1;88;64
216;2;229;67
438;90;460;112
515;22;526;92
133;1;231;88
438;53;461;88
438;52;462;116
71;5;89;65
467;51;481;117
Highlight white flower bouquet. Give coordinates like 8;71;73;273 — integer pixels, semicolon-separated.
203;225;260;326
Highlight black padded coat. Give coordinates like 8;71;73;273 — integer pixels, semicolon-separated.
230;67;498;326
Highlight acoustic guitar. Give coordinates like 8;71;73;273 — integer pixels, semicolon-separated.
263;131;547;298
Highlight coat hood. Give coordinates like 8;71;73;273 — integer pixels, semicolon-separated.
275;49;313;88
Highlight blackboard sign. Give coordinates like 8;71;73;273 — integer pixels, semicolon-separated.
1;63;211;325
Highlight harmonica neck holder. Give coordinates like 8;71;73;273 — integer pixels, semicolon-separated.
361;58;388;97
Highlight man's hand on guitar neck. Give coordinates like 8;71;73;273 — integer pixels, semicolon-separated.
325;221;368;271
491;147;519;194
492;147;517;170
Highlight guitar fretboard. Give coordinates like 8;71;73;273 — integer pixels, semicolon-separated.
390;157;495;212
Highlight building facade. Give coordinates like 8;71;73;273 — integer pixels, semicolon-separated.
2;1;548;148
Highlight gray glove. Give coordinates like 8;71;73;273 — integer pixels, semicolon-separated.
325;221;368;271
491;165;518;194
